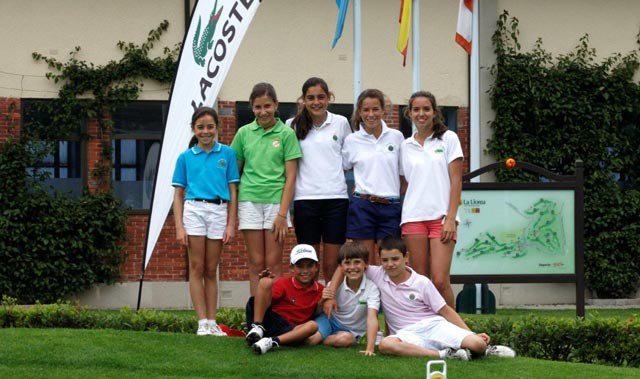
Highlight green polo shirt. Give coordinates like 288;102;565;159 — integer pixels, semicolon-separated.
231;118;302;203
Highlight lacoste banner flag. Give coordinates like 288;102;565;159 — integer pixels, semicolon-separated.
144;0;261;270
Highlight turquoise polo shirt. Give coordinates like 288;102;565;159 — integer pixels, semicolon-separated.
231;119;302;203
171;142;240;201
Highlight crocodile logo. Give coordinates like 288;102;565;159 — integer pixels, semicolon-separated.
192;0;224;67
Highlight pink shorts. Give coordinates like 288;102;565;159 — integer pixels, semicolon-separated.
401;218;457;241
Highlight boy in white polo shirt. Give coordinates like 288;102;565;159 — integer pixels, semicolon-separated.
308;242;380;356
323;236;515;360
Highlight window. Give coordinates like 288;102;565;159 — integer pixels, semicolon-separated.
111;101;167;209
21;99;84;198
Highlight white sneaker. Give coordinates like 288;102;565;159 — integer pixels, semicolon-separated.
208;321;227;337
246;324;265;346
445;348;471;361
486;345;516;358
252;337;278;355
196;324;211;336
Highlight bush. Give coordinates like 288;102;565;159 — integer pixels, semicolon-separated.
487;11;640;298
465;312;640;367
0;297;245;332
0;138;127;304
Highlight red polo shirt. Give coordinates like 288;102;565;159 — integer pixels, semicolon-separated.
271;276;324;325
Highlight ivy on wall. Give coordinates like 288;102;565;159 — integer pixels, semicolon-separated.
488;11;640;298
30;20;180;186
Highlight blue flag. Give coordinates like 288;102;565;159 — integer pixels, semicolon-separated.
331;0;349;49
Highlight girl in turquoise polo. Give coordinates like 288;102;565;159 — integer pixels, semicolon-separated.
231;82;302;296
172;106;240;336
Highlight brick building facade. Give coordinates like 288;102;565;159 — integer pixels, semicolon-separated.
1;96;470;284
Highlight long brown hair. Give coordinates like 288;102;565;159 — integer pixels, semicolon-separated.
405;91;447;139
291;77;333;140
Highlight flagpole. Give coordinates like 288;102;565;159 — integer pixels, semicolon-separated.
353;0;362;105
411;0;420;135
411;0;420;92
470;0;480;180
469;0;482;313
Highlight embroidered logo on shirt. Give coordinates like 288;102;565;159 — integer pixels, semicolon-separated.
218;159;226;168
290;297;297;304
434;148;444;153
408;293;416;300
358;299;367;305
386;143;395;152
272;138;281;148
332;134;338;141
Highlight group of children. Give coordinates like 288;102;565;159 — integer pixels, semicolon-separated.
245;239;515;360
171;78;516;359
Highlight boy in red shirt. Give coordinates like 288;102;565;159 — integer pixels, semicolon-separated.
245;244;324;354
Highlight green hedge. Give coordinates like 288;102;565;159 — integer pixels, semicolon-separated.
2;298;638;367
467;315;640;367
0;297;244;333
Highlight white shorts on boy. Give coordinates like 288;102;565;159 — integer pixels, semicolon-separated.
389;316;474;351
183;200;228;240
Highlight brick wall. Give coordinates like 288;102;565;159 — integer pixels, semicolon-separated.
386;104;401;129
0;98;21;143
456;106;471;174
86;116;112;193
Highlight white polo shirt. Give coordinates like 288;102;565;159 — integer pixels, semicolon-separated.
342;121;404;198
287;112;352;200
400;130;463;224
329;276;380;337
365;265;446;335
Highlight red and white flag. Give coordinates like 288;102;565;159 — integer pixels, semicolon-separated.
456;0;473;55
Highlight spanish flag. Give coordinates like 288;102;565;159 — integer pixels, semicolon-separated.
456;0;473;55
397;0;411;66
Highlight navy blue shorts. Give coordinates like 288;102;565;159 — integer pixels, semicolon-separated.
346;196;401;240
293;199;349;245
245;297;294;337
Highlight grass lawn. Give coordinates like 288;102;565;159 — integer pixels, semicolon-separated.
1;327;639;379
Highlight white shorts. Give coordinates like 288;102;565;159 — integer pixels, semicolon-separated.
238;201;292;230
183;200;228;240
389;316;474;351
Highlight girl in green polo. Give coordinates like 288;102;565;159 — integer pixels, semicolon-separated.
231;82;302;296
